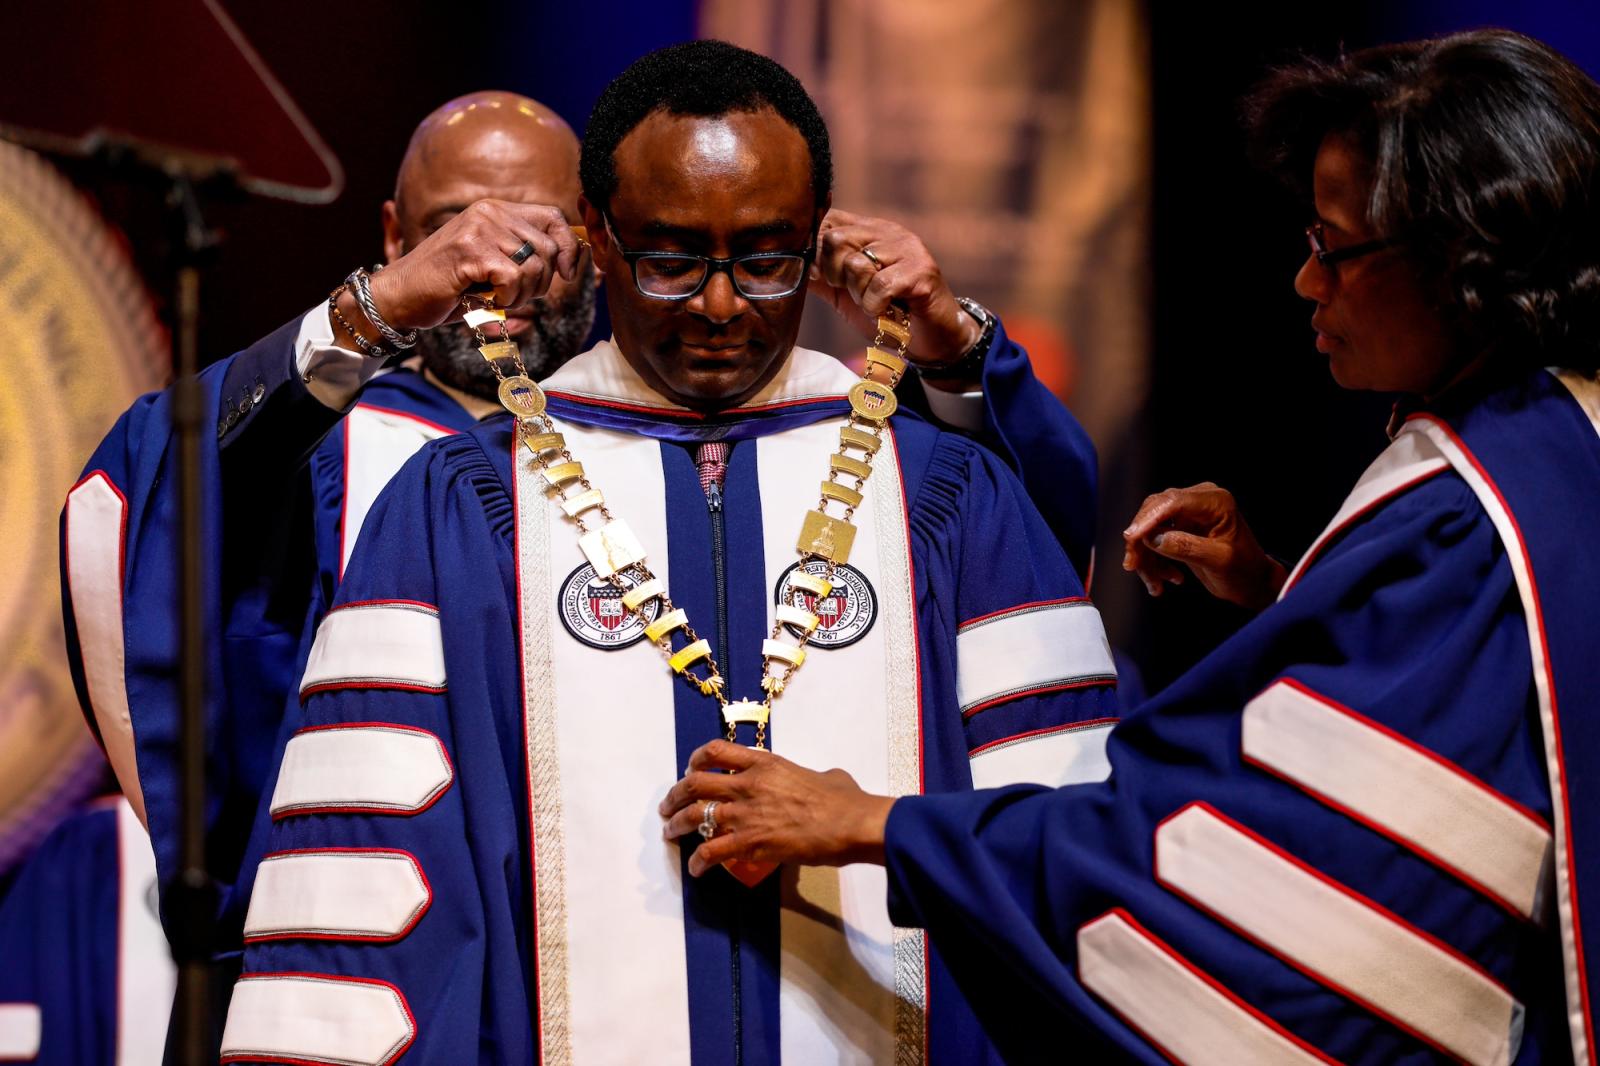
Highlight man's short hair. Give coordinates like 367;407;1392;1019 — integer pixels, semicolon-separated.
1246;29;1600;374
580;39;833;216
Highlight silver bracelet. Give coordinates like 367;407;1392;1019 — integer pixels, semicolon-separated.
347;267;418;350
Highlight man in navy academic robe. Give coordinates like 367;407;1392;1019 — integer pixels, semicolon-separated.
214;41;1117;1064
59;79;1098;1001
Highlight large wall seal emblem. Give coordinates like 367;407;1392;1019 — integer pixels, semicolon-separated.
0;139;165;875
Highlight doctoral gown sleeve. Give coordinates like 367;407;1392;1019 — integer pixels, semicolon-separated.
923;319;1100;580
225;432;537;1065
58;313;338;942
885;471;1567;1065
906;432;1120;796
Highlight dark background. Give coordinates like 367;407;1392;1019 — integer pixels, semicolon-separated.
8;0;1596;694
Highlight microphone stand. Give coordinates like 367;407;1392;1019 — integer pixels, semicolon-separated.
165;164;223;1066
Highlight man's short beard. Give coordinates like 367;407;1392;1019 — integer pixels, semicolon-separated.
415;270;598;400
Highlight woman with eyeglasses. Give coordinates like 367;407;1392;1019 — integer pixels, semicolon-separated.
662;29;1600;1064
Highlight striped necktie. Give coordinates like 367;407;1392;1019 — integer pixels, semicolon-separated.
694;441;730;498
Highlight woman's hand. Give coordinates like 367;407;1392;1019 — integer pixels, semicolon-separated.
1121;482;1286;610
659;740;896;877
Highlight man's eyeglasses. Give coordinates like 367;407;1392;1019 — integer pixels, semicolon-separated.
1306;222;1399;268
602;214;814;301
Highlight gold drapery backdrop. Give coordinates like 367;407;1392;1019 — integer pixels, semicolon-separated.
701;0;1150;449
0;139;165;873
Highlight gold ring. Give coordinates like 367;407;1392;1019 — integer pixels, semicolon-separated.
861;246;884;270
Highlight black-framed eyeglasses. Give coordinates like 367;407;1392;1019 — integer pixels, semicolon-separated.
602;214;814;301
1306;222;1399;268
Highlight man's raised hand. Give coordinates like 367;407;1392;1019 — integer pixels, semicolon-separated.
810;209;982;382
1122;482;1287;609
367;200;583;330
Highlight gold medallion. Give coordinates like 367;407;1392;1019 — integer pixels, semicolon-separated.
797;509;857;565
498;374;547;419
848;380;898;422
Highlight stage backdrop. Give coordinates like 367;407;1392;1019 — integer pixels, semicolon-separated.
700;0;1151;644
704;0;1150;462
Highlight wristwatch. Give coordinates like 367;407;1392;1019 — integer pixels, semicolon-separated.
912;297;996;382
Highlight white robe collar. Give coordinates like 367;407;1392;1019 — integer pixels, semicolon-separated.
541;337;856;411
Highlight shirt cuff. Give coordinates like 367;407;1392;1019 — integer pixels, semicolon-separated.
295;303;384;410
921;384;986;432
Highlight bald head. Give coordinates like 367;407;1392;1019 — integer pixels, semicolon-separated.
385;91;581;260
384;91;597;397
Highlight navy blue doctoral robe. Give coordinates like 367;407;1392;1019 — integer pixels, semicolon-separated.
883;367;1600;1065
0;798;174;1065
59;307;1099;973
217;341;1117;1065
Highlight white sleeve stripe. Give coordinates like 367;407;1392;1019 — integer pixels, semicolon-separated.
340;405;454;577
64;472;148;826
299;602;447;700
958;595;1087;632
1243;678;1552;920
1079;911;1337;1065
220;973;415;1066
956;599;1115;716
269;724;453;819
970;719;1116;788
244;850;431;942
0;1004;41;1060
1157;803;1524;1066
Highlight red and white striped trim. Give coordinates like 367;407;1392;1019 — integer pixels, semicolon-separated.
1242;678;1552;920
955;597;1116;716
63;471;147;825
1078;909;1338;1065
269;723;453;819
243;849;431;943
0;1005;40;1062
220;972;415;1066
1407;410;1595;1065
1156;802;1523;1066
299;601;446;701
1280;430;1450;597
969;718;1118;788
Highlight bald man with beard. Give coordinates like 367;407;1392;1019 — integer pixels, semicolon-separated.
56;91;597;969
383;92;597;408
0;91;594;1065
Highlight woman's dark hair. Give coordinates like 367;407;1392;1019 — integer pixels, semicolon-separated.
580;39;832;216
1247;29;1600;373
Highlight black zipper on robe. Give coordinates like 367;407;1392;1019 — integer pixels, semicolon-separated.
705;477;743;1064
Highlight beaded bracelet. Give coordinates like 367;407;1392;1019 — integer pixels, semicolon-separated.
327;284;388;359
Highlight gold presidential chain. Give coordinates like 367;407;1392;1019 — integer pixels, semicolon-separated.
468;299;910;749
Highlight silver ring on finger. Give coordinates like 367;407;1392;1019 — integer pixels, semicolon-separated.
861;245;884;270
698;800;720;841
509;240;536;266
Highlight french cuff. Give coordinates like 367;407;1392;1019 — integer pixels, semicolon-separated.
296;303;385;411
921;385;985;432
